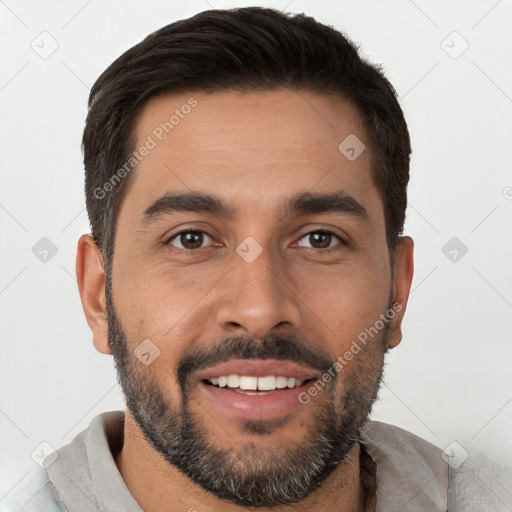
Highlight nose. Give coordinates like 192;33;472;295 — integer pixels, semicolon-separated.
216;247;302;340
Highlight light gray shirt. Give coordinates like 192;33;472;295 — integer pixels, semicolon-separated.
1;410;452;511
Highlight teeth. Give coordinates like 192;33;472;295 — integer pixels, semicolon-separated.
275;376;288;388
258;376;276;391
227;374;240;388
206;375;306;390
239;376;258;390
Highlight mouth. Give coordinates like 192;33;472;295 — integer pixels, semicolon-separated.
204;375;308;393
196;359;319;420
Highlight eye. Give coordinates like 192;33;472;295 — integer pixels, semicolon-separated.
165;229;344;253
296;230;343;250
167;230;215;250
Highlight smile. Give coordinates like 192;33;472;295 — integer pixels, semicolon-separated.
196;359;318;420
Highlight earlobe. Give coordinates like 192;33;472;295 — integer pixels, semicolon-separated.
76;234;111;355
387;236;414;350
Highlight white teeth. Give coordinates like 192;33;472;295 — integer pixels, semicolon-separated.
239;376;258;390
257;375;276;391
275;376;288;388
227;374;240;388
206;375;306;390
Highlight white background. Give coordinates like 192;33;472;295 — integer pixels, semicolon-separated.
1;0;511;508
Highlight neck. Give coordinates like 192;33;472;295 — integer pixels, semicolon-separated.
115;409;365;512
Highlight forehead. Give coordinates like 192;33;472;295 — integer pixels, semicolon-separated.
120;88;382;226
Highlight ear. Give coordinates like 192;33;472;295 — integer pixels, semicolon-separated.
76;234;111;355
387;236;414;350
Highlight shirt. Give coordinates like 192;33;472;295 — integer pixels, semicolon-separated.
0;411;451;511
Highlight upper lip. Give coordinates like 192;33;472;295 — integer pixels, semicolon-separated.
195;359;320;381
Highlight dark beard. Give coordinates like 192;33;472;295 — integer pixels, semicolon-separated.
106;277;388;507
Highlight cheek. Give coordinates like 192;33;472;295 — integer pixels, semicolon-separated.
113;248;201;323
111;259;214;362
295;259;389;335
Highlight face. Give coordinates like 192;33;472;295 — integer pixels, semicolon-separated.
79;88;413;507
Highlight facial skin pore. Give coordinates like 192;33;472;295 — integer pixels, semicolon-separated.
76;88;414;512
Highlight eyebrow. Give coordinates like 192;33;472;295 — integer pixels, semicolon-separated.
141;189;370;226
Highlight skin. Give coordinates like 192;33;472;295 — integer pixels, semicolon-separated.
76;88;414;512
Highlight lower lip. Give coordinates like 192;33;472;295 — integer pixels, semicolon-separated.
199;381;310;420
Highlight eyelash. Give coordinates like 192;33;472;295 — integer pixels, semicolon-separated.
165;229;345;254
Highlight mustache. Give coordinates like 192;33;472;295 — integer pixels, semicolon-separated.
177;334;334;389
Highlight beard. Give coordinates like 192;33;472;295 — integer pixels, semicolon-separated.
106;278;389;507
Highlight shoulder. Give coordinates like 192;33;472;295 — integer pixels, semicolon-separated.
362;420;448;468
361;420;450;512
0;466;67;512
0;411;125;512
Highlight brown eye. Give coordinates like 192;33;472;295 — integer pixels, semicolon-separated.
168;230;213;250
297;231;342;250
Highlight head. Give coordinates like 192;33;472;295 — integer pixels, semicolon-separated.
77;7;414;508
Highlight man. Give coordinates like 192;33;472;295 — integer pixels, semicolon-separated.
3;7;452;512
